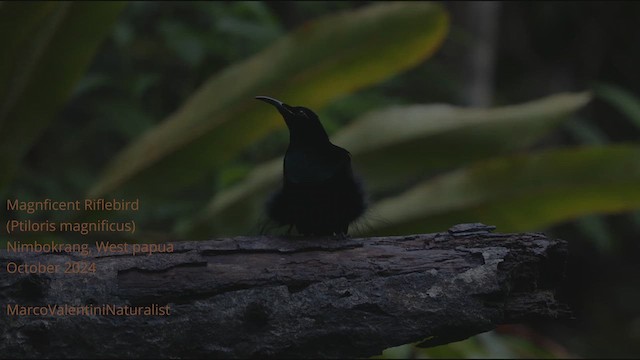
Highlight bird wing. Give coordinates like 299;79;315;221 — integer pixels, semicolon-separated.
284;145;351;184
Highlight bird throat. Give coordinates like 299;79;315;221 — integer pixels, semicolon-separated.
287;121;329;148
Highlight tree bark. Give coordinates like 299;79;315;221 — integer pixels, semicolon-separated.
449;1;500;107
0;224;569;358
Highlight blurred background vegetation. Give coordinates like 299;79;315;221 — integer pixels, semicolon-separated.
2;1;640;358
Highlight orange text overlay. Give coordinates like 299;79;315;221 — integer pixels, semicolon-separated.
7;198;139;213
6;303;171;316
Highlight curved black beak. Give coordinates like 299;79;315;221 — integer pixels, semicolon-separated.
255;96;293;115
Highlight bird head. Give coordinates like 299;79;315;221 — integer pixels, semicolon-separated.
255;96;329;145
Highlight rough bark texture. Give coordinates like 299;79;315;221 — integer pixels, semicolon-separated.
0;224;569;358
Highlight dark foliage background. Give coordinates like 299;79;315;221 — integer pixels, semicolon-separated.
2;1;640;358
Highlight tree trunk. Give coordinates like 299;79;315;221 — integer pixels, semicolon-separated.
0;223;569;358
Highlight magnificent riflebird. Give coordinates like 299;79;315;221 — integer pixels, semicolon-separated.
255;96;366;236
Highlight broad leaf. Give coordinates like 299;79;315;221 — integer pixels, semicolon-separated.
334;92;591;192
88;2;449;197
0;1;126;193
595;83;640;130
364;145;640;236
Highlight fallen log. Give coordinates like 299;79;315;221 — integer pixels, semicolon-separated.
0;223;569;358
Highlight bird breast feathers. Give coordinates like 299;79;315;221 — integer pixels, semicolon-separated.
284;149;350;184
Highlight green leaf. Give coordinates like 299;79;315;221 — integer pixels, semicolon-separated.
0;1;126;193
187;158;281;237
364;144;640;236
333;92;591;192
88;1;450;198
574;214;614;253
563;116;608;145
188;92;590;237
595;82;640;130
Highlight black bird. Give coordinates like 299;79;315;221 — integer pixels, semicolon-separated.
255;96;366;236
